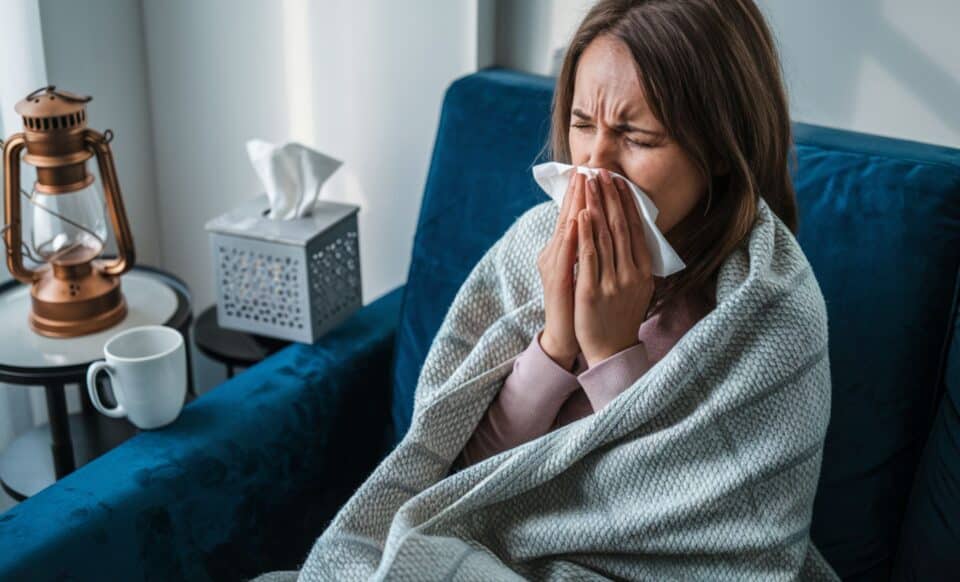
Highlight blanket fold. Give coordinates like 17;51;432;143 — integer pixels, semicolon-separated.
291;197;839;581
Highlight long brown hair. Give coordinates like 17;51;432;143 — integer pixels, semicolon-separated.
547;0;797;316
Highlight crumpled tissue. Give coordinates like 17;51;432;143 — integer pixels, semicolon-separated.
246;139;342;220
531;161;686;277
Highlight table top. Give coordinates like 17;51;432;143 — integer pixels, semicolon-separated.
0;266;192;383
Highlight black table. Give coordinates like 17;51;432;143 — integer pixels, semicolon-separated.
193;304;289;378
0;266;194;501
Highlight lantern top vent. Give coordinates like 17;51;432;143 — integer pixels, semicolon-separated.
14;86;91;133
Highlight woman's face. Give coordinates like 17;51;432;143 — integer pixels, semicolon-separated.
569;34;707;234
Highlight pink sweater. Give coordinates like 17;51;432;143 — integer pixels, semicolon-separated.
458;287;715;468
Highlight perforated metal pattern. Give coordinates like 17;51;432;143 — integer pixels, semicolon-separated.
217;247;306;330
209;209;361;344
310;230;360;322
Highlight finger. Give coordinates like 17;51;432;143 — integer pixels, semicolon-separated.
586;176;615;283
562;174;586;263
614;176;653;277
558;173;586;248
557;212;579;284
600;170;633;273
577;208;598;289
548;174;579;256
555;170;578;231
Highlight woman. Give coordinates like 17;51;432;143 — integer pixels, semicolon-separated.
457;0;801;467
457;23;735;466
265;1;837;580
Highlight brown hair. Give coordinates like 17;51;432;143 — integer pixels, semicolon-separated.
547;0;797;316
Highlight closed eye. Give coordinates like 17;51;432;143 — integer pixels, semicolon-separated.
571;123;653;148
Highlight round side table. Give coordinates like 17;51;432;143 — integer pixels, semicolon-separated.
193;304;289;378
0;265;194;501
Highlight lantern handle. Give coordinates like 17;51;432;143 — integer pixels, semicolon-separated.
2;133;45;283
24;85;92;104
83;129;135;277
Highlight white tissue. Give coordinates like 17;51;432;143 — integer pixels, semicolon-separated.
246;139;343;220
531;161;686;277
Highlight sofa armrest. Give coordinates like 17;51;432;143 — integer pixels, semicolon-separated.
0;285;404;582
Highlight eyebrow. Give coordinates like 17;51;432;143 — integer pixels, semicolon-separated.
571;107;663;136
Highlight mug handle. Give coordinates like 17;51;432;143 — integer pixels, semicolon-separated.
86;361;126;419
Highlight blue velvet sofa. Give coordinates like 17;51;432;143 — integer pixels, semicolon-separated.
1;68;958;581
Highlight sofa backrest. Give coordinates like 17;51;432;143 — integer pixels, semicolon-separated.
789;124;960;579
894;304;960;579
390;68;960;579
389;69;556;440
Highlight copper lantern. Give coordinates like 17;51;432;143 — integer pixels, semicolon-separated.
2;86;135;337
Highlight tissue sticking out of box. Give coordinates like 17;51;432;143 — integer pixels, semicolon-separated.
246;139;343;220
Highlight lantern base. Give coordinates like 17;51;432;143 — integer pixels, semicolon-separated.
29;268;128;338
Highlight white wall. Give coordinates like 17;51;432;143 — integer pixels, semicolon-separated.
142;0;492;316
494;0;960;148
495;0;592;78
0;0;48;454
0;0;49;287
760;0;960;148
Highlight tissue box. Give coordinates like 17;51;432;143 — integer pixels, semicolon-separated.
204;194;361;343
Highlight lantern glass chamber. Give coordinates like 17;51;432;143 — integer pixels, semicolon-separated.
28;181;108;266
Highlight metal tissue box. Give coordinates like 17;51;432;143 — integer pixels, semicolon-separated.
204;194;361;343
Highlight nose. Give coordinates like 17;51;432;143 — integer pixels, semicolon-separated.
582;128;624;175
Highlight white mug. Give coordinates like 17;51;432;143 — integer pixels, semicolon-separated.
86;325;187;430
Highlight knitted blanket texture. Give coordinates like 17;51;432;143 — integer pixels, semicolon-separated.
262;196;839;581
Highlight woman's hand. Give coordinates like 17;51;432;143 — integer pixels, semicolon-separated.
537;171;587;371
575;169;655;367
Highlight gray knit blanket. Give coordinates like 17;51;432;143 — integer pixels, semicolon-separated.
258;196;839;581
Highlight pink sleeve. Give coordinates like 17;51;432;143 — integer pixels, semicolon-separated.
458;329;583;468
576;342;650;412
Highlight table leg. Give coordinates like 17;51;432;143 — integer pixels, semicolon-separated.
43;383;76;478
185;328;196;397
81;377;96;416
226;363;235;379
